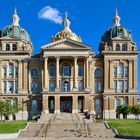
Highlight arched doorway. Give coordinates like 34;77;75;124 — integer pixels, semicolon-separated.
78;96;84;113
48;96;55;113
62;80;70;92
60;97;72;113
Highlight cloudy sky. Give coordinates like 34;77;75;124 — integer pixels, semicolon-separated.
0;0;140;95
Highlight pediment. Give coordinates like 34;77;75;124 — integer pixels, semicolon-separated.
41;38;91;50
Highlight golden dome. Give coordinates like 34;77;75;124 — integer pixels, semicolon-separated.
51;13;82;43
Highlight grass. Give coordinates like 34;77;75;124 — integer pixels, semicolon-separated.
108;119;140;136
0;121;27;133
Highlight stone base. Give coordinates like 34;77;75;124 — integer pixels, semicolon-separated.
55;110;60;113
85;87;90;92
44;110;49;114
16;111;28;120
73;88;78;91
72;109;78;113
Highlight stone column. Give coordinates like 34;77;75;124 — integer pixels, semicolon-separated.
43;95;49;114
55;57;60;92
104;59;109;91
55;96;60;113
73;57;78;91
103;96;108;110
44;57;49;91
109;60;113;89
133;59;137;90
18;60;22;92
73;96;78;113
85;57;89;91
23;60;28;91
129;59;132;91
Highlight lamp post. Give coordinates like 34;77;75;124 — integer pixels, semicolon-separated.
103;96;107;121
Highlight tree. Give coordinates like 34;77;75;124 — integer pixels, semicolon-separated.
131;105;140;119
116;105;122;119
121;105;131;119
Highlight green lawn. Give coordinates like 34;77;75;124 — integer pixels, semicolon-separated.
0;121;27;133
108;119;140;136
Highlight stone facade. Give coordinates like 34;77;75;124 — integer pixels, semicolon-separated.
0;9;139;120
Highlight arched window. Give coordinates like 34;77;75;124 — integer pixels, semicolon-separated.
94;99;101;112
122;44;127;51
49;81;55;92
63;64;70;77
116;44;120;51
31;82;38;92
9;64;14;76
78;81;83;92
118;63;123;76
49;65;55;76
62;81;70;92
31;100;37;111
31;69;38;78
6;44;10;51
95;68;102;78
94;81;102;92
78;65;83;76
12;43;17;51
115;98;120;109
123;97;128;105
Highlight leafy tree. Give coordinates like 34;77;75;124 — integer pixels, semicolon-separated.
121;105;131;119
131;105;140;119
0;101;4;121
116;105;122;119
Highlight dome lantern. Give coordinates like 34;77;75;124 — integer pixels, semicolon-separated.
62;12;71;32
12;8;20;26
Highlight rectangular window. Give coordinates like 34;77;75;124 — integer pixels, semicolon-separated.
124;80;128;90
118;80;123;90
78;66;83;77
118;64;123;76
3;81;6;92
9;64;14;76
114;80;117;90
3;68;6;77
15;81;18;93
124;67;128;77
114;67;117;77
64;66;69;76
78;82;83;92
8;81;13;92
15;67;18;78
50;81;55;92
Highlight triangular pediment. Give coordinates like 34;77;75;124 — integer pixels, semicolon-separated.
41;38;91;50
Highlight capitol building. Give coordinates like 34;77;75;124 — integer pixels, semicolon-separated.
0;9;138;120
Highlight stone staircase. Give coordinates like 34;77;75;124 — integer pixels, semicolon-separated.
18;113;115;138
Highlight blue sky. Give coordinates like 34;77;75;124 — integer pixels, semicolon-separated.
0;0;140;96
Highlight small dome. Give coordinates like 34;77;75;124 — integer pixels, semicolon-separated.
51;13;82;43
101;9;132;42
101;26;132;42
1;25;31;42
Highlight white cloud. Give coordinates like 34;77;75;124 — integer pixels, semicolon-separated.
38;6;62;24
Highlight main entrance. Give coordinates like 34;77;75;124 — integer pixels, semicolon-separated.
60;97;72;113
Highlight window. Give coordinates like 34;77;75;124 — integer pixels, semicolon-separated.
31;82;38;92
115;98;120;109
78;81;83;92
49;65;55;76
114;80;117;90
124;67;128;77
8;81;14;92
124;80;128;90
15;81;18;93
12;43;17;51
9;64;14;76
118;80;123;90
15;67;18;78
114;67;117;77
95;68;102;78
3;68;6;77
50;81;55;92
78;65;83;76
94;81;102;92
3;81;6;92
31;69;38;78
6;44;10;51
123;97;128;105
118;63;123;76
122;44;127;51
116;44;120;51
94;99;101;112
32;100;37;111
62;81;70;92
63;65;70;77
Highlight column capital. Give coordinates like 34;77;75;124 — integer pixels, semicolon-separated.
73;56;78;60
55;56;60;60
44;57;48;61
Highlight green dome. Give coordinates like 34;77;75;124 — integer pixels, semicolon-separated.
101;26;132;42
1;25;31;42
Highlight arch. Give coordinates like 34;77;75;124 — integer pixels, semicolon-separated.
12;43;17;51
122;44;127;51
116;44;120;51
60;61;72;76
94;68;103;78
6;43;10;51
31;69;38;78
49;63;55;77
61;80;70;92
